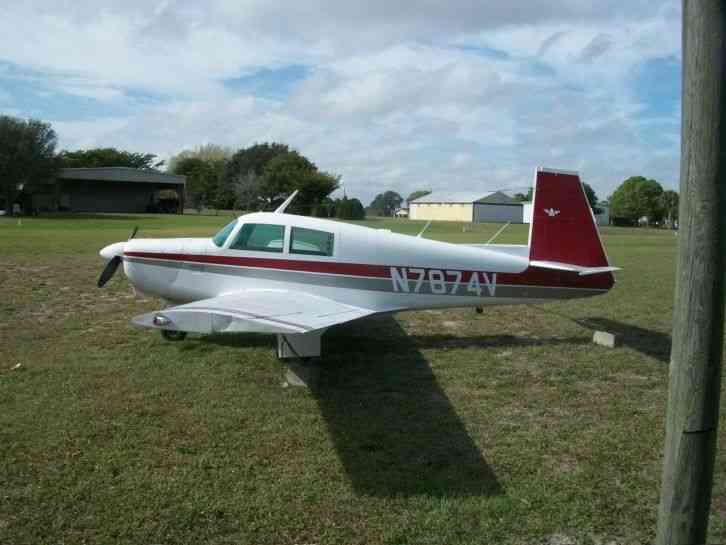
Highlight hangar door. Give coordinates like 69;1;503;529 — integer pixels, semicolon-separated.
473;203;523;224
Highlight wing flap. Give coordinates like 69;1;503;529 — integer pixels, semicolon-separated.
132;290;374;335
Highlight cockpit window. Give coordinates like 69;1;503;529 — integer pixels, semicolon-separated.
230;223;284;253
290;227;334;256
212;220;237;247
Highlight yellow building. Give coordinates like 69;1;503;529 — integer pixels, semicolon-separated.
409;191;522;223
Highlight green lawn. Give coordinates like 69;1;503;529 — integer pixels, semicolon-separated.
1;213;724;545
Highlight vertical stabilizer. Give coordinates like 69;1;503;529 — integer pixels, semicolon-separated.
529;167;610;268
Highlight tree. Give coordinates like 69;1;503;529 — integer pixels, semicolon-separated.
513;188;533;202
223;143;290;212
349;198;365;220
58;147;159;169
208;158;234;210
313;197;336;217
369;191;403;217
609;176;665;225
168;144;231;211
407;190;431;204
333;197;366;219
224;143;289;185
582;182;598;208
260;151;316;203
0;116;58;215
261;151;339;214
173;157;219;212
233;170;264;212
166;144;232;174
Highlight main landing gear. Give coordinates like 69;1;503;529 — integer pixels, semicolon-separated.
161;329;187;341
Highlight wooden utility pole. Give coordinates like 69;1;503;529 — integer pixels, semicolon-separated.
656;2;726;544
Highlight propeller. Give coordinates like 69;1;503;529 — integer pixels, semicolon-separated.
97;256;121;288
97;226;138;288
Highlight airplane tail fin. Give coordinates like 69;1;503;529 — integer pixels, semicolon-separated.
528;168;618;280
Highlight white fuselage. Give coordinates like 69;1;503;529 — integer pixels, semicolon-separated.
118;212;609;315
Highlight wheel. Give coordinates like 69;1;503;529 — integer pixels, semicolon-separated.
161;329;187;341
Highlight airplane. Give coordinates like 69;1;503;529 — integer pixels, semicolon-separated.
97;167;618;359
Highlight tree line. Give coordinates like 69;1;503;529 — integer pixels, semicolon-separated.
0;115;357;218
1;114;679;225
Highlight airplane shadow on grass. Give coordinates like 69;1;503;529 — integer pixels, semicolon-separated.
528;306;672;365
316;315;503;498
197;310;669;497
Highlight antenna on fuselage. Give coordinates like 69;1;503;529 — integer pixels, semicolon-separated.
274;190;299;214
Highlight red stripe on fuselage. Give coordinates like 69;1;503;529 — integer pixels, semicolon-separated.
124;251;613;290
125;251;389;277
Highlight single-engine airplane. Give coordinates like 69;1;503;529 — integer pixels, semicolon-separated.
98;167;618;358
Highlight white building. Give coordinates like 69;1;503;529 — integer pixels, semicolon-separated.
594;204;609;226
409;191;523;223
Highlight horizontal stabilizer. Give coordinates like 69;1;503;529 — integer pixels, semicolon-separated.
529;260;620;276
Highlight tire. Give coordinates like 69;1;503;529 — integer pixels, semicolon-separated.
161;329;187;341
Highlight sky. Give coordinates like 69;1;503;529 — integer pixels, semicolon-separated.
0;1;681;204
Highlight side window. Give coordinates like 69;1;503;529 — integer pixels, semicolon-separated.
230;223;284;253
290;227;334;256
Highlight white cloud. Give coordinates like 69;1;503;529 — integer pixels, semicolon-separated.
55;82;126;102
1;0;682;204
53;118;130;149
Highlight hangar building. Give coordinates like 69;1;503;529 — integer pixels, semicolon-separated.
409;191;523;223
30;167;186;214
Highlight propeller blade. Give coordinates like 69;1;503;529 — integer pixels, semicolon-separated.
97;255;121;288
129;226;139;240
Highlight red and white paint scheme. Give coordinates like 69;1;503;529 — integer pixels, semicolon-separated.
98;167;618;358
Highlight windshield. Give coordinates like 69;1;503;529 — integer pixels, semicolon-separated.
212;220;238;247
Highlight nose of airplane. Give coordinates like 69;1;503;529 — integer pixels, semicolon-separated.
99;241;126;261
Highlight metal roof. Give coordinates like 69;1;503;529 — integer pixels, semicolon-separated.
58;167;185;186
410;190;517;205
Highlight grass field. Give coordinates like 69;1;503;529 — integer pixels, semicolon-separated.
1;213;724;545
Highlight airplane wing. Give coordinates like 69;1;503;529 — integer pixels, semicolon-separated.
132;290;375;335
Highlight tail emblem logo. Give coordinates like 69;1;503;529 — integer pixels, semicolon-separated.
544;208;560;217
